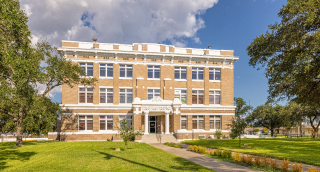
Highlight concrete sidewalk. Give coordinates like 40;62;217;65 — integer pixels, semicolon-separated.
149;143;261;172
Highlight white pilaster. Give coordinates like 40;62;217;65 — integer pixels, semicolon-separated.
144;111;149;134
165;111;170;134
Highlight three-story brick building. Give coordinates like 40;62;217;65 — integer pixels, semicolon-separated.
48;40;238;142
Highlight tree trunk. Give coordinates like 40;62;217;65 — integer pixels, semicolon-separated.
299;122;302;138
239;136;241;148
16;108;24;146
125;143;127;151
271;128;274;137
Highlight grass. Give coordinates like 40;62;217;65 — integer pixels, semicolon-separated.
182;138;320;166
0;141;214;172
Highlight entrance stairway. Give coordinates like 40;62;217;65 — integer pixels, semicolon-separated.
141;134;179;143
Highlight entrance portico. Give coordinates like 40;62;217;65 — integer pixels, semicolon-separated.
132;97;182;135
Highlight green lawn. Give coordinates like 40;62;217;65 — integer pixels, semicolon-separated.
182;138;320;166
0;141;213;172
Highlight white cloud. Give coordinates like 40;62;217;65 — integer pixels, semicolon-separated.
37;84;62;98
20;0;218;47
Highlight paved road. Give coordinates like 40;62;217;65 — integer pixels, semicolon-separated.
149;143;261;172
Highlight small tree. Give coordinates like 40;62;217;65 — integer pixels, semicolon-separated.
229;117;247;147
214;129;222;139
116;118;143;151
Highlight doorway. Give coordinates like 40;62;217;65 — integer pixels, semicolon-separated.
149;116;158;133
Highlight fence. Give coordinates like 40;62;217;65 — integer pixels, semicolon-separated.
1;135;48;143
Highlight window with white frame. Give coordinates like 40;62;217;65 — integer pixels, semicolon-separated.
79;88;93;103
181;116;187;129
119;88;133;104
80;63;93;77
210;116;221;129
209;90;221;105
100;116;113;130
174;67;187;80
192;116;204;129
147;89;160;100
192;67;203;80
209;68;221;81
119;64;132;78
192;90;204;104
100;64;113;78
119;115;133;129
79;116;93;131
148;66;160;79
174;90;187;104
100;88;113;104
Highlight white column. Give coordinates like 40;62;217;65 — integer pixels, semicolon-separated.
144;111;149;134
165;112;170;134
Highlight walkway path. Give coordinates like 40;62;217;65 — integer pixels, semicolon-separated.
149;143;261;172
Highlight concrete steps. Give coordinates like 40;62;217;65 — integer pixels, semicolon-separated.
141;134;178;143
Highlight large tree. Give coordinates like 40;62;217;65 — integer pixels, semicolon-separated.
247;0;320;134
0;0;97;146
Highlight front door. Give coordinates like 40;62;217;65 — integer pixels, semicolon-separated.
149;116;157;133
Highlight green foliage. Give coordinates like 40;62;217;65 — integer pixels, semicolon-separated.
116;118;143;151
194;145;199;152
106;139;111;142
254;129;260;132
216;149;222;156
221;150;232;159
214;129;222;139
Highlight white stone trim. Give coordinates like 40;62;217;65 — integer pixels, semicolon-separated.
62;113;133;115
180;113;234;115
175;129;230;133
48;131;119;135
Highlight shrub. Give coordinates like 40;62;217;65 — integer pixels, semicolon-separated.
188;145;194;151
199;146;206;154
213;150;217;156
214;129;222;139
209;150;214;155
291;162;303;172
261;156;269;167
234;152;241;162
270;158;278;169
106;139;112;142
222;150;232;159
280;159;290;172
253;156;261;166
245;154;253;164
308;166;320;172
241;154;246;163
173;144;181;148
194;145;199;152
216;149;222;156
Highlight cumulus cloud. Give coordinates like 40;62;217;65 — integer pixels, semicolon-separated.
37;84;62;99
20;0;218;48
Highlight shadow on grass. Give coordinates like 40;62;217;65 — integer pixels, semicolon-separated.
169;157;212;171
106;147;133;151
96;151;167;172
0;147;36;170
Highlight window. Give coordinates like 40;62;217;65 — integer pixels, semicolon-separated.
80;63;93;77
192;67;203;80
192;116;204;129
100;64;113;78
119;64;132;78
147;89;160;100
209;68;220;81
174;90;187;104
79;88;93;103
174;67;187;80
210;116;221;129
181;116;187;129
209;90;221;105
119;88;133;104
192;90;204;104
119;115;133;129
100;116;113;130
100;88;113;104
148;66;160;79
79;116;93;131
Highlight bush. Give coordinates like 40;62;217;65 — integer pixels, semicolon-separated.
188;145;194;151
213;150;217;156
106;139;112;142
270;158;278;169
291;162;303;172
216;149;222;156
244;154;253;164
234;152;241;162
199;146;206;154
241;155;246;163
260;156;269;167
214;129;222;139
253;156;261;166
164;142;181;148
308;166;320;172
222;150;232;159
194;145;199;152
209;150;214;155
173;144;181;148
280;159;290;172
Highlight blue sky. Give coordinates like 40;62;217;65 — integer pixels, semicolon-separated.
22;0;288;108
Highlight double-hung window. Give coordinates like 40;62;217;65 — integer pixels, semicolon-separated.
209;90;221;105
210;116;221;129
119;88;133;104
192;67;203;81
174;67;187;80
119;64;132;78
79;88;93;103
209;68;221;81
192;116;204;129
148;66;160;79
100;116;113;130
80;63;93;77
100;64;113;78
147;89;160;100
181;116;187;129
100;88;113;104
79;116;93;131
119;115;133;129
174;89;187;104
192;90;204;104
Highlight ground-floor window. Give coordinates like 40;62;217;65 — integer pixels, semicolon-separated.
192;116;204;129
181;116;187;129
100;116;113;130
79;116;93;131
119;115;133;129
210;116;221;129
